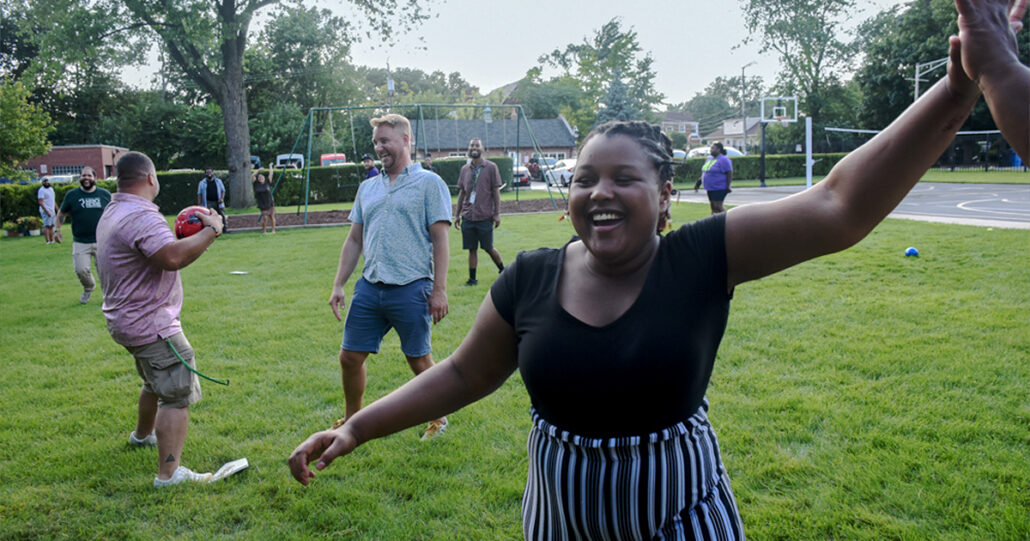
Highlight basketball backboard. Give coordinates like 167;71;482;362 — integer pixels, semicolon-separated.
760;96;798;124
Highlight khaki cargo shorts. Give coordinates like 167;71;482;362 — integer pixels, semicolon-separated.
126;332;202;409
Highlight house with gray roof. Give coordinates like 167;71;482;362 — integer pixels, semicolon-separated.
410;115;578;163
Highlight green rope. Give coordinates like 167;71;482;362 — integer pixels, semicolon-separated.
165;339;230;386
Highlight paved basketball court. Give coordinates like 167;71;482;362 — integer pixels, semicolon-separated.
668;182;1030;229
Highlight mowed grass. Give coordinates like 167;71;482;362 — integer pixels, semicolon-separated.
0;204;1027;540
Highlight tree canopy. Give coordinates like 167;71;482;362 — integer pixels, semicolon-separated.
540;18;664;137
854;0;1028;130
739;0;857;122
0;78;54;179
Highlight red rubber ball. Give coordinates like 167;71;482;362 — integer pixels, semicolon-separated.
175;206;212;239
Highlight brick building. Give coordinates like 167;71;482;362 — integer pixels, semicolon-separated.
661;111;701;144
22;145;130;179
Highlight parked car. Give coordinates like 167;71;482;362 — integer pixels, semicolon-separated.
40;174;77;184
532;156;558;166
544;159;577;187
320;153;348;167
276;153;304;169
512;166;531;187
250;155;261;169
687;146;746;158
672;149;687;159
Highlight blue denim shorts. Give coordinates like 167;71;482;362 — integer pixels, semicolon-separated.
342;277;433;357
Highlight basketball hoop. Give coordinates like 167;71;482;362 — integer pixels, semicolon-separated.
775;116;789;128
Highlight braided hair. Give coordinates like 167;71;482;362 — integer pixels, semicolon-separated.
580;121;675;232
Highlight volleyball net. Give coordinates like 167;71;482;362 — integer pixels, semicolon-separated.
823;127;1025;171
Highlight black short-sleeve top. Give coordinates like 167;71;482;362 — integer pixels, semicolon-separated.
490;213;730;438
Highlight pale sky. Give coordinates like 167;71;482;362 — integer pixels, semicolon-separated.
331;0;902;104
127;0;906;106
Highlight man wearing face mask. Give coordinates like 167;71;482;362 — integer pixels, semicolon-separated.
56;167;112;304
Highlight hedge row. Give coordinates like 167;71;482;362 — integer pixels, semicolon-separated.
1;181;117;223
673;153;848;183
146;156;516;211
1;154;831;221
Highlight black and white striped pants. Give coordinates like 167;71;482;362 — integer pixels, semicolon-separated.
522;400;744;540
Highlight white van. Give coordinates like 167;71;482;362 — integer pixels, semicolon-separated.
276;154;305;169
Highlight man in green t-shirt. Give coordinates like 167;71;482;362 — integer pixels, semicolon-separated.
56;167;112;304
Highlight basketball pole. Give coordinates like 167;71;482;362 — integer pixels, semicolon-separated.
759;122;767;187
805;117;813;189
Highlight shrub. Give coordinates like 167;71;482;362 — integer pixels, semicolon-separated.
672;153;848;182
17;216;42;230
0;181;117;223
431;156;514;193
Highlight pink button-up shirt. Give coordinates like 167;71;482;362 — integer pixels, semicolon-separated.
97;192;182;347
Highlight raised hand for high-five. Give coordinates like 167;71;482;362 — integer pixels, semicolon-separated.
954;0;1026;83
953;0;1030;162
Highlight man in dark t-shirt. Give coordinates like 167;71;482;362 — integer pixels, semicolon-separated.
361;154;380;179
56;166;112;304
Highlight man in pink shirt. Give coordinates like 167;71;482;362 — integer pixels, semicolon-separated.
96;151;224;488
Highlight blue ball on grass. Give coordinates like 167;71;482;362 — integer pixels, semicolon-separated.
904;247;919;257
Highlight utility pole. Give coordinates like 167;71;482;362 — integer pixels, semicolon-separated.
740;61;756;153
386;60;395;109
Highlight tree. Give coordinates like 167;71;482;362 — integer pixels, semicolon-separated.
595;73;641;125
92;90;188;170
540;18;664;136
693;75;766;115
679;94;735;136
3;1;146;149
357;66;479;107
0;78;54;179
668;131;689;149
0;7;37;81
855;0;954;129
671;75;767;137
120;0;432;208
739;0;857;122
854;0;1029;130
249;101;306;164
246;5;362;113
509;68;585;119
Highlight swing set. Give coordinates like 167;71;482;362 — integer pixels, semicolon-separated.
269;104;570;225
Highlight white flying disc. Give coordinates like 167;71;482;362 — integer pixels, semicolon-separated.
228;271;249;275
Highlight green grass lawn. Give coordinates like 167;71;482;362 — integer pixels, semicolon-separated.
1;205;1027;540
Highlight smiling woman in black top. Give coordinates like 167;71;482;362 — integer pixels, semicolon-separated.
289;33;984;539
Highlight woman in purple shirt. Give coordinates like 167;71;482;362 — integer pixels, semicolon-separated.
701;142;733;214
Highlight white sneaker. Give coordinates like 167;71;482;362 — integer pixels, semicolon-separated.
153;466;213;488
129;430;157;447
